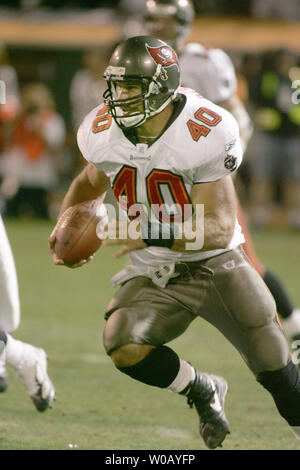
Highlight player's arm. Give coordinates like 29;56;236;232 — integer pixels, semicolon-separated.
219;94;253;152
171;175;237;252
104;175;237;258
57;163;110;218
48;162;110;267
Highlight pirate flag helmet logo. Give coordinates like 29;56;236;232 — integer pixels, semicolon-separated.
146;44;179;70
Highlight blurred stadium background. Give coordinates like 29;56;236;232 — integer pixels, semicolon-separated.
0;0;300;225
0;0;300;450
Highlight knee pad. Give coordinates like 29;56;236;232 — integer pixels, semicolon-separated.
117;345;180;388
257;360;300;426
257;360;300;393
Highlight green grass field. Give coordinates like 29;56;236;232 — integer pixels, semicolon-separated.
1;218;300;451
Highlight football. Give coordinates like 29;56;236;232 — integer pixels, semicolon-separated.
54;199;108;264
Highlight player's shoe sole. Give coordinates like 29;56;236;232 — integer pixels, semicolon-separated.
199;376;230;449
187;372;230;449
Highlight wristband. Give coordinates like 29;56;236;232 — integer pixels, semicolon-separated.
140;218;178;248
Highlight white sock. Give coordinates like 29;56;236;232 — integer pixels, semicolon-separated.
167;359;195;394
5;334;27;370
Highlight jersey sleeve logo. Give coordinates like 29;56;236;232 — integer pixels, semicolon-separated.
224;155;237;171
146;44;179;70
224;139;238;171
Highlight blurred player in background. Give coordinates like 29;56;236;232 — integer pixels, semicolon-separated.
70;48;107;133
0;217;55;411
144;0;300;341
49;35;300;447
0;48;55;410
70;48;108;176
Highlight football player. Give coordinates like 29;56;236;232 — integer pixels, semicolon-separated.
49;36;300;448
144;0;300;341
0;215;55;411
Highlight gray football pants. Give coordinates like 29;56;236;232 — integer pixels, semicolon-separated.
103;248;290;375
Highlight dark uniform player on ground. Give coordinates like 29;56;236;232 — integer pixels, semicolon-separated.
144;0;300;341
49;36;300;448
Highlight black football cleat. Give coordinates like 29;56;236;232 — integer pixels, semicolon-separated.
186;371;230;449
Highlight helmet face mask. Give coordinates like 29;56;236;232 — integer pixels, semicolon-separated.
104;78;150;128
103;36;180;130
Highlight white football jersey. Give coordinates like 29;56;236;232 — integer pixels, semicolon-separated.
179;43;237;104
77;87;244;267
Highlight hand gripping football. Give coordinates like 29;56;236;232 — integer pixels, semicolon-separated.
54;199;108;264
